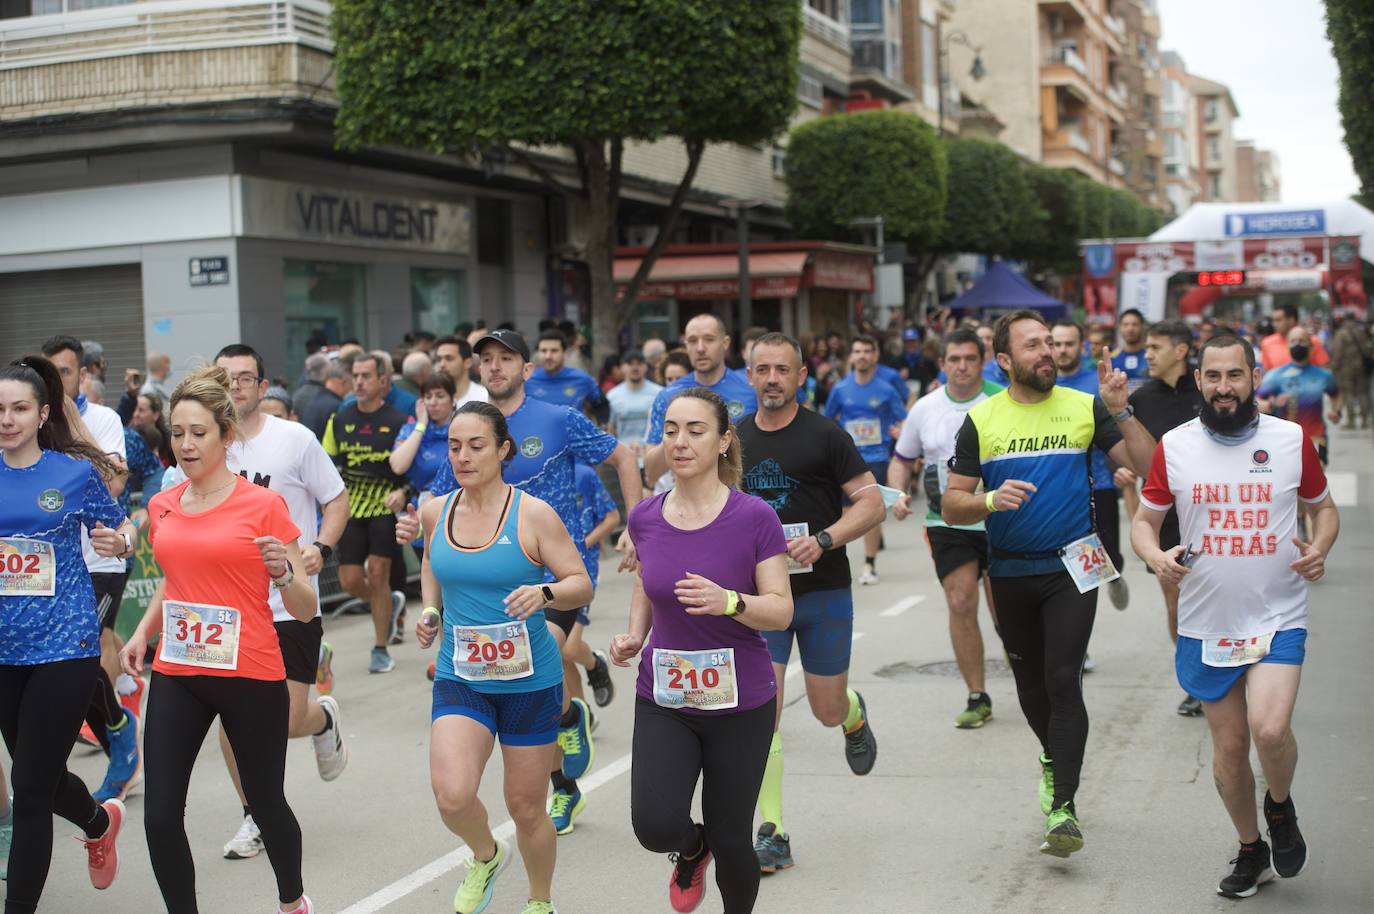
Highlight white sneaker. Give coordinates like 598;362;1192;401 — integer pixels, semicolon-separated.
312;695;348;782
224;814;263;859
859;567;879;586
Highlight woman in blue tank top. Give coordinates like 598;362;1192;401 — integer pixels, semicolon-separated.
414;402;591;914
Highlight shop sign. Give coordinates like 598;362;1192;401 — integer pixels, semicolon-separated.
240;177;472;255
189;257;230;286
809;250;873;291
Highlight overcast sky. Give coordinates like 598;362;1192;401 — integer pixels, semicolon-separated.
1156;0;1358;204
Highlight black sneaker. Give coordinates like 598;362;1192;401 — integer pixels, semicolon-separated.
1264;792;1308;878
1177;694;1203;717
1217;840;1274;898
843;691;877;776
586;650;615;708
753;823;794;874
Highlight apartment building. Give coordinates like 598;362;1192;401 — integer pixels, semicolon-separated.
1187;72;1240;203
1235;141;1281;203
0;0;886;375
1161;50;1201;215
1115;0;1164;209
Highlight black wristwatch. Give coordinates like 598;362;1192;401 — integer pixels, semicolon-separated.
540;585;555;605
815;530;834;551
313;541;333;562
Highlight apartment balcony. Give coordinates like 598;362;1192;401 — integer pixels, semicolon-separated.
1044;128;1104;181
1105;81;1128;111
1;0;335;122
1103;12;1126;41
850;35;914;103
1041;47;1092;104
1109;156;1126;176
1039;0;1092;24
1161;110;1184;129
803;3;851;52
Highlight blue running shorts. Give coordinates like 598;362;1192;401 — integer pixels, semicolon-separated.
432;678;563;746
762;587;854;677
1175;628;1306;704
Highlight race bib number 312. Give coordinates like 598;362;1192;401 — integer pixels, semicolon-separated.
159;600;241;670
652;647;738;710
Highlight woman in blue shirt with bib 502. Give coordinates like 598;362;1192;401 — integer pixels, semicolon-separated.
414;401;591;914
0;356;138;912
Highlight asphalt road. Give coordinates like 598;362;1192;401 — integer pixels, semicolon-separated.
22;426;1374;914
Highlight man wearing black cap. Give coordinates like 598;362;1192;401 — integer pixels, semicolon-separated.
398;329;643;836
606;349;663;460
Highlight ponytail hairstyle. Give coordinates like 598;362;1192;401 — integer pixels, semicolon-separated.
2;356;117;477
454;400;515;466
169;365;238;442
672;387;743;488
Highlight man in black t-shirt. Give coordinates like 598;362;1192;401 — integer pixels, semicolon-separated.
1124;319;1207;717
323;351;409;674
735;333;887;874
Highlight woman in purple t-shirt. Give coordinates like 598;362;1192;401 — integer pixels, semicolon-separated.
610;388;792;914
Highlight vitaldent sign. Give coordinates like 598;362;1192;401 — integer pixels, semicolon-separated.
1223;209;1325;237
239;177;472;255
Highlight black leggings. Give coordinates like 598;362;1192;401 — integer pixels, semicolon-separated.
0;658;106;914
990;572;1097;807
631;697;775;914
144;673;303;911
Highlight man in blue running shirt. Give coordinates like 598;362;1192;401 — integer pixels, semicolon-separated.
824;335;908;584
1052;320;1128;613
527;329;601;415
400;329;642;836
643;313;757;480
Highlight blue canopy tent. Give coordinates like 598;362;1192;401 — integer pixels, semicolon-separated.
944;261;1069;319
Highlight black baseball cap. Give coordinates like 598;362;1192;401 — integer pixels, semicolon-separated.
473;329;530;361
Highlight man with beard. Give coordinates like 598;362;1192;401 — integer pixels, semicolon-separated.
734;333;884;874
1122;320;1207;716
943;310;1155;859
1131;334;1338;899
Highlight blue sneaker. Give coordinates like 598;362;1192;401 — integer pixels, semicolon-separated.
558;698;595;780
93;708;141;803
548;786;585;836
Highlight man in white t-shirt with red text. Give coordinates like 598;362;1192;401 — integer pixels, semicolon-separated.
1131;334;1339;901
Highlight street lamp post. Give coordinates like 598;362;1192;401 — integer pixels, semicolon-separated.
723;198;764;330
937;29;986;137
849;216;886;326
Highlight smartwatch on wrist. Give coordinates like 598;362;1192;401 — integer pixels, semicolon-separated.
313;541;333;562
120;531;134;558
724;590;747;616
271;560;295;589
815;530;834;551
540;585;555;605
1112;404;1135;424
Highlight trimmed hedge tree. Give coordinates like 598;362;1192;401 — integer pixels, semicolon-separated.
1327;0;1374;202
333;0;801;361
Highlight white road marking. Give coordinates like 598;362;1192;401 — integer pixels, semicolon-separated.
1327;471;1357;506
339;752;634;914
880;595;926;617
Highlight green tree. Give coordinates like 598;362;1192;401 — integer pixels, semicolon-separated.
1327;0;1374;201
784;110;948;251
940;138;1045;260
1022;164;1088;271
332;0;801;360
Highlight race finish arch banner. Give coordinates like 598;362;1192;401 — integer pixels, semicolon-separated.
1080;235;1366;322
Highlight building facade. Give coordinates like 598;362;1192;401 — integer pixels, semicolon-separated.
1235;142;1282;203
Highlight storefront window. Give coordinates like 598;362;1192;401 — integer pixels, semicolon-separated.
284;260;366;371
411;268;467;336
636;299;674;346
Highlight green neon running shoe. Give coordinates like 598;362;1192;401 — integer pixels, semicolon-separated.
1038;753;1054;816
954;693;992;729
453;839;509;914
521;901;558;914
1040;805;1084;858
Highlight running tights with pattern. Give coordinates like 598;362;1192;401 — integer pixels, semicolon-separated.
144;672;303;911
0;658;106;914
631;697;775;914
990;572;1097;807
